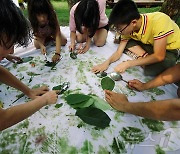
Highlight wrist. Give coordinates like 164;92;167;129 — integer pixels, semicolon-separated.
123;101;131;113
128;60;133;67
55;52;60;56
143;82;151;90
36;96;47;106
24;88;33;98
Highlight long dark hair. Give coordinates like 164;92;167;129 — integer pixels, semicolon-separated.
74;0;100;38
28;0;58;36
0;0;31;48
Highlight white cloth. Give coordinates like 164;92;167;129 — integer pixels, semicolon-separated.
0;27;179;154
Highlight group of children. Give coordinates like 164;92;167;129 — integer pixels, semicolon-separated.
0;0;179;130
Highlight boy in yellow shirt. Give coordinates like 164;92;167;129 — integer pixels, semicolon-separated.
92;0;180;76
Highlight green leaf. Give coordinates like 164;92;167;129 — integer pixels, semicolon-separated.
52;85;62;90
142;118;164;132
70;52;77;59
17;57;33;64
101;77;115;91
75;107;111;129
26;72;40;76
91;95;112;110
55;103;63;108
65;94;91;105
71;98;94;109
45;61;56;67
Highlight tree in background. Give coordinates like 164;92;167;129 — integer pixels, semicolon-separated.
160;0;180;22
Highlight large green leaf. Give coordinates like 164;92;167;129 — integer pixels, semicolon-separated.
71;98;94;109
91;95;112;110
65;94;91;105
101;77;115;91
75;107;111;129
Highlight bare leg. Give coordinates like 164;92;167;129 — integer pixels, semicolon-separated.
60;33;67;46
76;32;86;43
128;45;148;58
93;29;108;47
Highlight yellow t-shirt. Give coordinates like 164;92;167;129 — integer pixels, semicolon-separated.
121;12;180;50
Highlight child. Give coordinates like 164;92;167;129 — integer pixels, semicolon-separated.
92;0;180;76
0;0;58;131
69;0;109;54
28;0;67;62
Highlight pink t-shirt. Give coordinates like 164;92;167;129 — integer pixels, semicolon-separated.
69;0;108;32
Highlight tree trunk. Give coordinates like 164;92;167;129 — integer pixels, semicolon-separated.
67;0;80;9
160;0;180;22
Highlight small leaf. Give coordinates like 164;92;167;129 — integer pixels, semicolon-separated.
70;52;77;59
27;72;40;76
55;103;63;108
71;98;94;109
52;85;62;90
75;107;111;129
101;77;115;90
45;106;49;109
91;95;112;110
65;94;91;105
17;57;33;64
45;61;56;67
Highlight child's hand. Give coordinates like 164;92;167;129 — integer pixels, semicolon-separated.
114;61;131;73
91;61;109;73
6;55;22;63
69;43;76;52
77;43;90;54
27;86;49;100
128;79;145;91
52;54;60;63
41;91;58;105
40;45;47;55
105;90;129;111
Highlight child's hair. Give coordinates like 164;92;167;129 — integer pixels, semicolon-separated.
74;0;100;38
0;0;31;49
28;0;57;35
109;0;140;26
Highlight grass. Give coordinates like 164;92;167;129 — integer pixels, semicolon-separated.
23;1;179;26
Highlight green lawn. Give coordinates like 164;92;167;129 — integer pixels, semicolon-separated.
23;1;179;26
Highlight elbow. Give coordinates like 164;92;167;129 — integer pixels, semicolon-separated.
155;54;165;62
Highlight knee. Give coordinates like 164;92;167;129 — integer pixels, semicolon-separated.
61;38;67;46
34;40;40;49
94;40;106;47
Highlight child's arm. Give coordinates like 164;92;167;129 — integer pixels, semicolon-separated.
114;36;167;72
34;36;47;54
128;64;180;91
0;66;48;99
105;90;180;121
91;40;128;73
0;91;58;131
52;16;62;62
69;31;76;51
